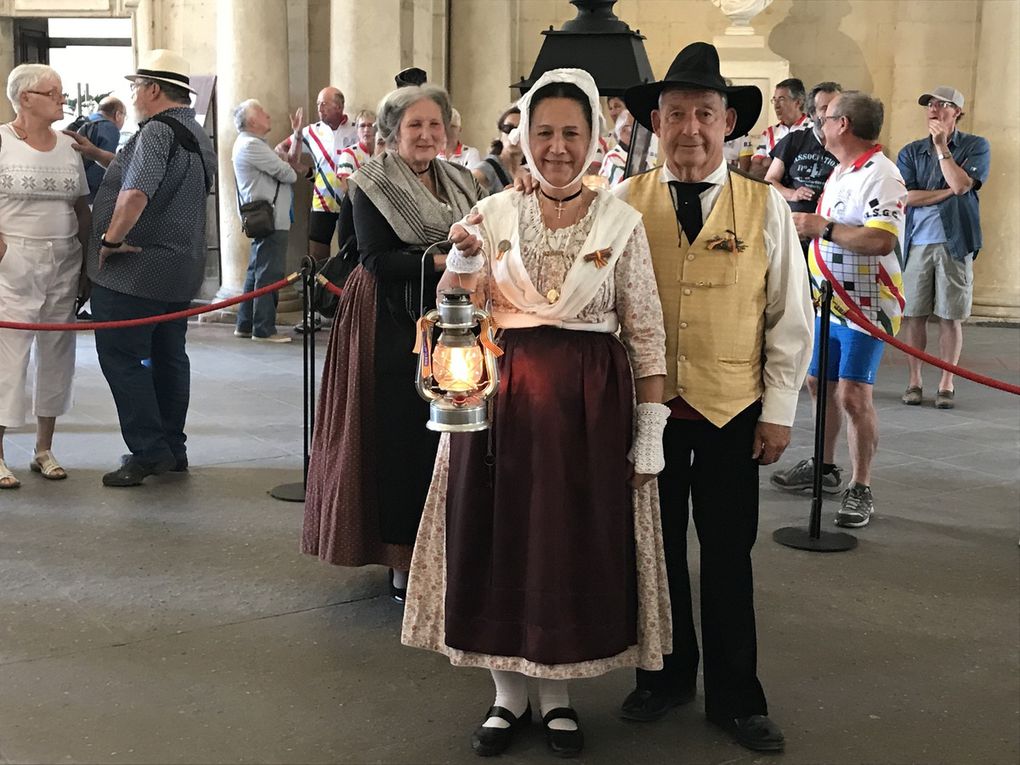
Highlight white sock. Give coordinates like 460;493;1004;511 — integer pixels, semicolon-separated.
391;569;408;589
539;679;577;731
484;670;528;729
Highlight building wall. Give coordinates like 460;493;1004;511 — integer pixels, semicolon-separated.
0;0;1015;318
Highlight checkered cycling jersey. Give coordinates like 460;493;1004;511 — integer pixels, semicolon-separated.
298;120;357;212
809;145;907;336
337;142;372;180
752;114;810;160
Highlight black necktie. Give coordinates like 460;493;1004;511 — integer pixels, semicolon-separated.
668;181;712;243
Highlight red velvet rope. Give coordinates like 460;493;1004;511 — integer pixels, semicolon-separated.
316;274;344;297
824;273;1020;396
0;274;300;332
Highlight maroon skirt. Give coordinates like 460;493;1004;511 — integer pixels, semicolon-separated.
443;326;638;665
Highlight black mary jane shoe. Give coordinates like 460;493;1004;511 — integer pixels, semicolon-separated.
388;569;407;604
542;707;584;758
471;702;531;757
709;713;785;753
620;686;697;722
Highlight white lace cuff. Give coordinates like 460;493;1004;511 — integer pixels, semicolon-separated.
628;402;670;475
446;213;486;274
447;246;484;274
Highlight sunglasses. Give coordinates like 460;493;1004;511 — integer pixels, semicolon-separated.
499;122;517;134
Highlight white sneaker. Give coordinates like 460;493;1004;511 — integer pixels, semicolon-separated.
252;334;292;343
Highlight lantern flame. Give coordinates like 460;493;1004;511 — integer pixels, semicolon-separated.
433;343;484;392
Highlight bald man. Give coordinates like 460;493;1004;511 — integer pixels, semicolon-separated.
275;87;358;265
79;96;126;202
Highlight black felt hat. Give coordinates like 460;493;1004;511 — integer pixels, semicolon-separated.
395;67;428;88
624;42;762;141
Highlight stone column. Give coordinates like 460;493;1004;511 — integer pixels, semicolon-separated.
214;0;293;305
0;17;15;124
448;0;513;153
329;0;404;114
970;0;1020;320
132;0;159;64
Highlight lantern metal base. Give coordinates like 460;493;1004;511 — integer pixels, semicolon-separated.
427;398;489;432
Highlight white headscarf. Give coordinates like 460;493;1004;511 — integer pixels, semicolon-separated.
507;68;606;190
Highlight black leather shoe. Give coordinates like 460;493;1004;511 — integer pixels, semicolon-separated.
103;456;175;487
542;706;583;758
709;713;785;753
620;686;697;722
471;702;531;757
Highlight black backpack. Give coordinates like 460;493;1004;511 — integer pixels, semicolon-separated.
67;115;89;132
144;113;212;192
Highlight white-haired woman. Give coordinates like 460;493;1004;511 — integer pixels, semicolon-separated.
302;84;485;599
401;69;671;758
0;64;90;489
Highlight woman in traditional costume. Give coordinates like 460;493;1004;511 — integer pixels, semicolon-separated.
302;84;484;599
401;69;672;758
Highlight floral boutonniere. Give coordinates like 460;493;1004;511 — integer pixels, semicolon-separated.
705;229;746;253
583;247;612;269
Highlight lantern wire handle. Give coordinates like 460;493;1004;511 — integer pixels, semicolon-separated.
419;239;454;319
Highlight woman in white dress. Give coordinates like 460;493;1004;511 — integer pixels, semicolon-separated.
402;69;672;758
0;64;91;488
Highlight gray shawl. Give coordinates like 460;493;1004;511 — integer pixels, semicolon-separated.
348;152;483;246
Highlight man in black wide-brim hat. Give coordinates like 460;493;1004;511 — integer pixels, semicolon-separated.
613;42;814;753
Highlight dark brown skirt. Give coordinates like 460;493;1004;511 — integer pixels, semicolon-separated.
443;326;638;665
301;266;414;569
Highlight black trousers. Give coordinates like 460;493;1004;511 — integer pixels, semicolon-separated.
637;402;768;720
91;285;191;465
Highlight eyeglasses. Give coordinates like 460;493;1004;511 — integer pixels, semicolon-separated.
357;122;375;130
129;80;155;93
823;114;844;122
25;89;64;101
499;122;517;134
770;96;789;104
926;99;957;110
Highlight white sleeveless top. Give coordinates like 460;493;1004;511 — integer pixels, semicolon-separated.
0;124;88;239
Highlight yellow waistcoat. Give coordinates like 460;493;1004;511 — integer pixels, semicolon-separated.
626;169;770;427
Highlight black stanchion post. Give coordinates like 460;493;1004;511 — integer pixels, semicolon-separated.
270;258;314;503
773;280;857;552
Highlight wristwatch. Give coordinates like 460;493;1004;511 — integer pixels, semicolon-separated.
936;152;950;161
100;233;123;249
822;221;835;241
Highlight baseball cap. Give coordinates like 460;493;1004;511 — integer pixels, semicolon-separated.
919;86;964;109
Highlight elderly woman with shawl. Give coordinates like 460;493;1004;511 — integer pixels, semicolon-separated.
401;69;672;759
302;85;484;598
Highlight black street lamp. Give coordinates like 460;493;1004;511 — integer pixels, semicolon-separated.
512;0;657;179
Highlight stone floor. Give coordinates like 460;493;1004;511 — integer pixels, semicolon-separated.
1;323;1017;765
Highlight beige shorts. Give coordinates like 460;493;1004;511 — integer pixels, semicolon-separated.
902;242;973;321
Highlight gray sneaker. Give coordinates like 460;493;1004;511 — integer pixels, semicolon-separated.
836;483;874;528
770;458;844;495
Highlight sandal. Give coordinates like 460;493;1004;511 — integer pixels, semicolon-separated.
901;386;922;405
0;458;21;489
30;449;67;480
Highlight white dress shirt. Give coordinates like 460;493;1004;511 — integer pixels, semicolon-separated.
615;159;814;426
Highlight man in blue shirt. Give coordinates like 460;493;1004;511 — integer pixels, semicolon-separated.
79;96;125;202
897;86;990;410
